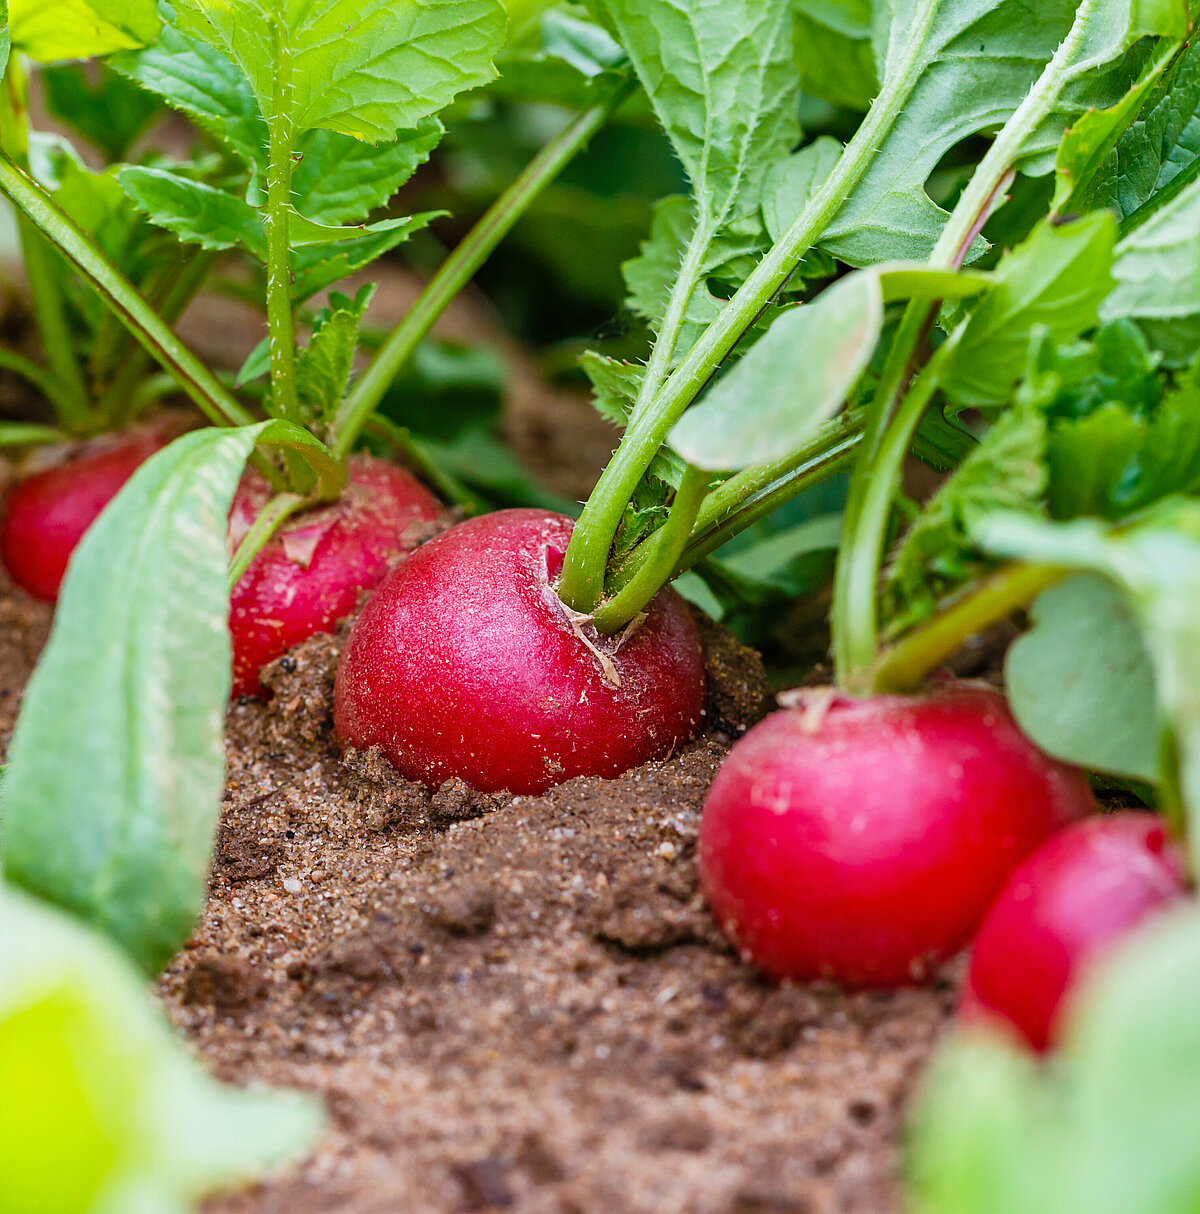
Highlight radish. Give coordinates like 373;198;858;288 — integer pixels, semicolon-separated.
0;426;172;602
697;685;1095;986
229;455;442;698
333;508;707;794
959;812;1189;1050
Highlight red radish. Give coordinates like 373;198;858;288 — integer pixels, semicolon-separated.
0;425;172;602
959;812;1189;1050
229;454;441;698
333;508;707;794
697;685;1095;987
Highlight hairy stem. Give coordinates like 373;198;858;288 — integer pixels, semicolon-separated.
333;78;635;460
265;31;299;425
556;0;943;614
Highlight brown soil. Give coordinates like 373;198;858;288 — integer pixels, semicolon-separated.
0;568;954;1214
176;615;950;1214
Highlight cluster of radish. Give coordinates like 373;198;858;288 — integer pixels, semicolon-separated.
5;434;1189;1053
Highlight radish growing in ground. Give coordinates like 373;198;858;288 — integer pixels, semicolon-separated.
334;508;707;794
0;425;172;601
959;812;1190;1050
229;455;442;698
697;685;1095;986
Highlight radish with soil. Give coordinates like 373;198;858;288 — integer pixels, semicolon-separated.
0;425;172;601
334;508;706;794
959;812;1190;1050
696;684;1095;985
229;455;442;698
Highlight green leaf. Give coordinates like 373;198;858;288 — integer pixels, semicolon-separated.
762;136;846;245
600;0;798;236
0;423;340;974
884;404;1046;634
112;21;268;188
977;503;1200;867
1089;37;1200;227
1046;403;1146;518
1103;174;1200;322
120;166;266;255
670;270;884;470
293;119;443;226
9;0;159;61
296;284;375;425
580;350;643;427
492;9;629;106
290;210;442;301
806;0;1183;266
42;64;162;162
1052;38;1183;219
0;887;324;1214
1005;574;1159;783
941;215;1117;410
0;0;8;79
172;0;506;142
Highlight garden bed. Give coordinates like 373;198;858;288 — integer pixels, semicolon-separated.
0;573;953;1214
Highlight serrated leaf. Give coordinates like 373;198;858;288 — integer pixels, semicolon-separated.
600;0;798;234
1005;574;1159;782
762;136;844;244
1052;38;1182;218
580;350;643;427
977;503;1200;867
1103;174;1200;322
884;404;1047;633
1046;404;1145;518
291;210;442;301
120;165;266;255
941;215;1117;410
1089;37;1200;227
670;270;884;470
172;0;506;142
42;63;161;162
293;119;443;225
112;21;267;190
0;887;323;1213
296;284;375;425
9;0;159;61
0;422;338;974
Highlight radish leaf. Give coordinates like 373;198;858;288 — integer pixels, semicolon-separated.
0;423;338;973
1005;574;1159;782
170;0;506;143
0;887;323;1212
9;0;159;61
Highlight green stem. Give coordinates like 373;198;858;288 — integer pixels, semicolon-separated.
0;151;256;430
0;421;70;447
834;350;947;686
868;563;1064;693
332;77;635;460
265;36;299;425
829;2;1107;687
227;492;306;592
589;463;709;633
676;416;865;573
1;60;91;431
556;0;943;614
